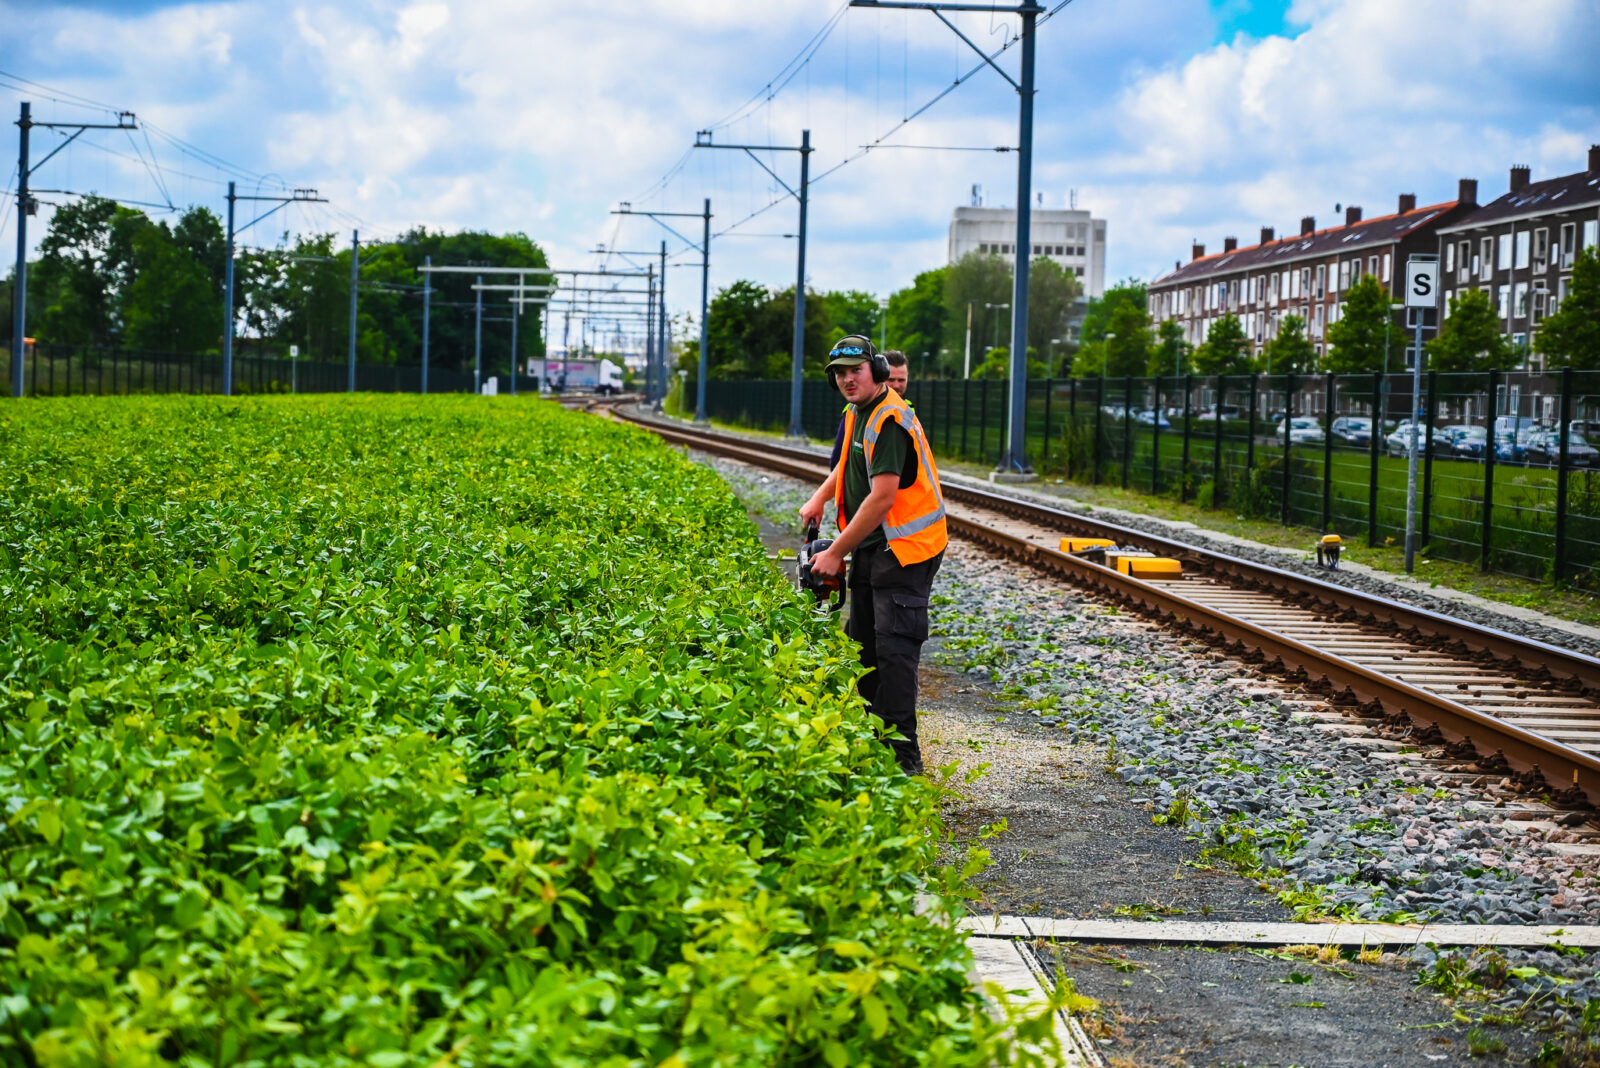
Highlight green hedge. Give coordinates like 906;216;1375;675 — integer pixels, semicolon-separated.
0;396;1047;1067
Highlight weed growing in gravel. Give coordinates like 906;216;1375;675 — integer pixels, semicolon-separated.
1467;1026;1511;1055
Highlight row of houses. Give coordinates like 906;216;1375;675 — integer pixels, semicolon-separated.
1148;145;1600;370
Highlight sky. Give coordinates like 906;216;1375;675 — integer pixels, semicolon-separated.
2;0;1597;342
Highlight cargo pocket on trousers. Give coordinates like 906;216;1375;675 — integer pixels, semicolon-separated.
886;591;930;643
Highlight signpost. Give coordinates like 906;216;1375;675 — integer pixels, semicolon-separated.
1403;255;1439;573
289;345;299;394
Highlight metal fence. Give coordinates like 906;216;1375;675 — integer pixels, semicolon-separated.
0;342;548;396
702;370;1600;586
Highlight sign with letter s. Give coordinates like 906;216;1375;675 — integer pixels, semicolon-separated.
1405;257;1439;309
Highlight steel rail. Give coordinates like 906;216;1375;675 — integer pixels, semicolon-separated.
608;405;1600;804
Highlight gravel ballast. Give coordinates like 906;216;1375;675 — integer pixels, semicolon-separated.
697;448;1600;1059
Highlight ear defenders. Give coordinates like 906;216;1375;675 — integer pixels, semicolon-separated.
827;334;890;390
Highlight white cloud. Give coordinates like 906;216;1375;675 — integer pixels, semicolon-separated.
1;0;1594;332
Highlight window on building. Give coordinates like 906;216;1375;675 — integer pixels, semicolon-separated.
1314;264;1326;299
1515;229;1530;270
1514;282;1529;319
1338;260;1349;290
1442;291;1452;319
1074;267;1083;277
1445;243;1455;274
1368;255;1379;279
1481;237;1494;278
1498;232;1513;270
1459;240;1472;282
1533;228;1549;272
1585;219;1599;250
1382;252;1391;282
1531;283;1547;325
1560;223;1576;268
1497;285;1509;319
1311;303;1323;337
1554;275;1569;316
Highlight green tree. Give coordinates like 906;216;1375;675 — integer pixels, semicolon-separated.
32;195;147;346
886;266;947;370
1075;279;1146;375
1191;313;1252;374
122;223;219;352
1146;319;1190;377
1261;314;1316;373
705;279;776;379
1026;256;1083;355
1325;275;1403;372
942;251;1012;373
1536;245;1600;371
1102;301;1152;377
970;346;1048;380
172;207;227;304
1427;289;1514;372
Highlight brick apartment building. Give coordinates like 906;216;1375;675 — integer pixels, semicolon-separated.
1147;181;1480;363
1434;148;1600;369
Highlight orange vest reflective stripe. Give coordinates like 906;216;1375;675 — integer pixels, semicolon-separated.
834;388;948;566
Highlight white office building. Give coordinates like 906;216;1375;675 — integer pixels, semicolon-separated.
947;205;1107;299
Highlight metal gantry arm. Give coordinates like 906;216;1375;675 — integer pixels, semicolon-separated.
693;129;813;438
850;0;1044;474
11;103;138;397
222;183;325;396
613;201;712;421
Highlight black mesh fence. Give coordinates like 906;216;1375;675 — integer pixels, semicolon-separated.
696;369;1598;586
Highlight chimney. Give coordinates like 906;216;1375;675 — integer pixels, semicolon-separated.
1345;205;1363;226
1397;193;1416;214
1458;177;1478;207
1589;145;1600;173
1509;165;1530;192
1259;226;1275;245
1192;242;1206;261
1300;216;1315;236
1223;236;1238;253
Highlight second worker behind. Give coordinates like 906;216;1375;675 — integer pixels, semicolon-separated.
800;336;946;775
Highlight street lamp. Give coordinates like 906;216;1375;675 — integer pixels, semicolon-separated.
986;302;1010;356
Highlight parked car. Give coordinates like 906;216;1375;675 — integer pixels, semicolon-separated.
1523;429;1600;468
1276;416;1325;445
1384;425;1429;457
1329;416;1372;446
1196;404;1242;421
1445;425;1488;459
1493;428;1537;464
1133;409;1171;427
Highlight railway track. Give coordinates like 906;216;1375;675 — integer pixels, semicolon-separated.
608;403;1600;810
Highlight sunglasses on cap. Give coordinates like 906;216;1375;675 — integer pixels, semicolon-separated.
829;345;867;357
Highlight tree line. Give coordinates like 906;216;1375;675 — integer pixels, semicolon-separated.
685;252;1083;381
1071;248;1600;380
1;195;552;373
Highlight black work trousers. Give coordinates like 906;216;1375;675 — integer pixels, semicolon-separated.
846;542;943;773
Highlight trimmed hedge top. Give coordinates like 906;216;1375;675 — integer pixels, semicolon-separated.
0;396;1035;1067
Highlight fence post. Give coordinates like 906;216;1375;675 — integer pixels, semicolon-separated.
1245;373;1258;483
1213;374;1226;506
1282;372;1295;526
1151;375;1162;494
1422;369;1437;550
1322;374;1335;532
1067;378;1078;478
1093;376;1105;484
1555;367;1573;584
1368;372;1383;547
979;378;989;459
953;378;966;460
1042;378;1053;465
1121;374;1133;490
1181;374;1193;503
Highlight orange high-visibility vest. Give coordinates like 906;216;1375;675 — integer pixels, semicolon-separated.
834;388;948;566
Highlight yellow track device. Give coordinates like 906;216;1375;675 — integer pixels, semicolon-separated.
1059;537;1116;553
1112;554;1183;579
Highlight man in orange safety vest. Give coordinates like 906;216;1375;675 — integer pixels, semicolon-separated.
801;335;947;775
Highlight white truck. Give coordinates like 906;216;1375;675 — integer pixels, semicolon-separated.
540;357;624;395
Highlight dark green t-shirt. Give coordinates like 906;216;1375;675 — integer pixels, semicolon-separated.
842;389;917;549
